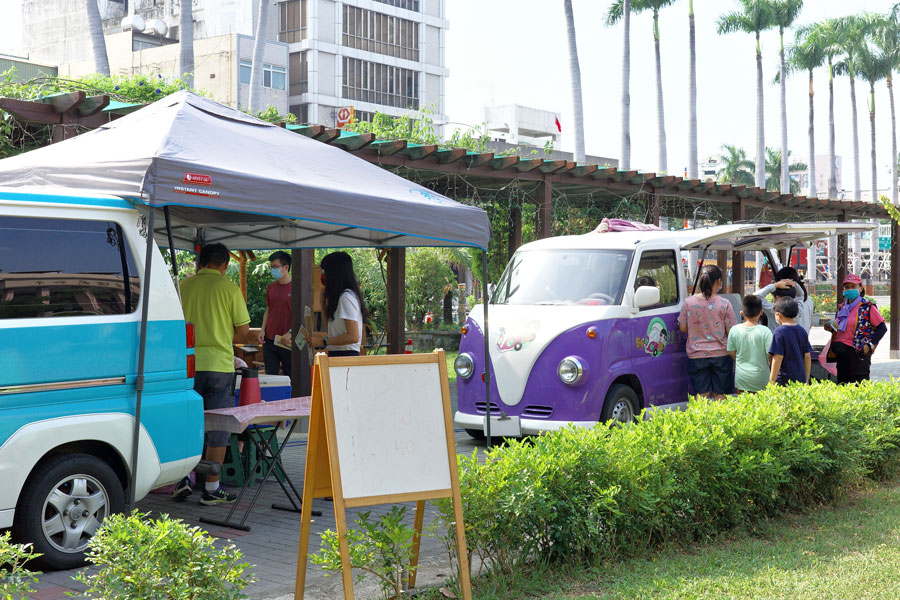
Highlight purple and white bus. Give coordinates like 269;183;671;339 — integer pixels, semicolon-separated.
453;223;870;438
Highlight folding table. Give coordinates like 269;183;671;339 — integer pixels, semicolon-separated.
199;397;322;531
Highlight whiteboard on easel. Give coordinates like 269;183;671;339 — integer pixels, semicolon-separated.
327;362;452;499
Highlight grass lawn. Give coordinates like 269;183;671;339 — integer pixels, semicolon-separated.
440;482;900;600
445;350;458;387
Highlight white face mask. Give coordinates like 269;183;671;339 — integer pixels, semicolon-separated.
271;266;282;279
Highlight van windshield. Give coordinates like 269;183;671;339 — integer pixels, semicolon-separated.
492;249;633;306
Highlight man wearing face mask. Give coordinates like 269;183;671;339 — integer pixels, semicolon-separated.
258;251;293;376
824;273;887;384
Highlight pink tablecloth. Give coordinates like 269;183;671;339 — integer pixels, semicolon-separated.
204;397;312;434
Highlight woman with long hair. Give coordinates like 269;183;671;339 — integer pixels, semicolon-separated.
307;251;369;357
678;264;736;400
824;273;886;384
754;265;814;332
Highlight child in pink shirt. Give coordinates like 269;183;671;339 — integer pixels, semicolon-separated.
678;265;736;399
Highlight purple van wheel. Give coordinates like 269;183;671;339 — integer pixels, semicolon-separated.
601;384;638;423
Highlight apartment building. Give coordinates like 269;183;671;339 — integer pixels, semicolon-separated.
19;0;447;127
280;0;447;129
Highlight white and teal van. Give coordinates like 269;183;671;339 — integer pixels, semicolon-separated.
0;189;202;568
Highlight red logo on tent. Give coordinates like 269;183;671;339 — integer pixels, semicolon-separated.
183;172;212;185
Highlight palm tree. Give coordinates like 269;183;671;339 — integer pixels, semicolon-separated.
608;0;678;174
621;0;631;170
564;0;586;164
86;0;110;76
834;15;868;201
787;27;825;198
688;0;699;179
772;0;804;194
807;19;843;199
249;0;270;114
764;148;808;194
718;0;776;190
717;144;755;186
178;0;195;88
874;12;900;206
856;38;891;202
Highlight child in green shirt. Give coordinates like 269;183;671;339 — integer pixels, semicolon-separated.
727;295;774;393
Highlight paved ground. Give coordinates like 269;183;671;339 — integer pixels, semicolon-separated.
27;330;900;599
28;388;480;600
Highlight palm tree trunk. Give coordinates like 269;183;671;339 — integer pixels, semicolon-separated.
755;32;766;190
178;0;194;88
620;0;631;170
86;0;110;76
808;70;817;198
850;67;861;200
249;0;270;113
779;28;789;193
653;10;668;174
563;0;586;164
688;0;698;179
889;75;898;206
828;60;838;199
870;85;878;201
869;85;878;276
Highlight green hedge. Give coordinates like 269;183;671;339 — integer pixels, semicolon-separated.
436;381;900;576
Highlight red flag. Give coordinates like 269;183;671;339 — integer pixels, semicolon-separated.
554;116;562;132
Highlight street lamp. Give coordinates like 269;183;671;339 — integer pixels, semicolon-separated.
691;206;708;229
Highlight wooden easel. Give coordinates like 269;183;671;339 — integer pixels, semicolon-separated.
294;351;472;600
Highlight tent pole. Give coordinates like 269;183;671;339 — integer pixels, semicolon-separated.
164;206;179;280
128;207;156;510
482;251;492;448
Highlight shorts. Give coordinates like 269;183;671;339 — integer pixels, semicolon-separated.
194;371;235;448
688;355;734;395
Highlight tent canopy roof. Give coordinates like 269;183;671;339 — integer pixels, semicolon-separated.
0;91;490;250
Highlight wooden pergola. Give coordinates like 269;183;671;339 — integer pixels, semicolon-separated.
3;93;898;365
286;124;898;358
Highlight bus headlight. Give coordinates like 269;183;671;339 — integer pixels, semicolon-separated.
454;353;475;379
558;357;585;385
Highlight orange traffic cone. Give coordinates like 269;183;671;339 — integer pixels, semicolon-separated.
405;339;414;354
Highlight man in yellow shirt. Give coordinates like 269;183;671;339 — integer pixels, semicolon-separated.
174;243;251;505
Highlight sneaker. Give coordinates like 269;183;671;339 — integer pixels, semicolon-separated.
172;476;193;501
200;486;237;505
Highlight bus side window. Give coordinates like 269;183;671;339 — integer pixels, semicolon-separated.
634;250;679;309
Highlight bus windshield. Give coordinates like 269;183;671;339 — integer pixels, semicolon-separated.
492;249;633;306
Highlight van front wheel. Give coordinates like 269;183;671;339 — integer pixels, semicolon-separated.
14;454;124;570
601;384;638;424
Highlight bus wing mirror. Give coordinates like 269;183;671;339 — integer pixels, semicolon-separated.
634;286;660;309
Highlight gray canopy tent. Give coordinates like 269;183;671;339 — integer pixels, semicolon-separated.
0;91;495;507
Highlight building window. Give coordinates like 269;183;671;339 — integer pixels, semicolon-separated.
354;109;375;123
265;64;287;90
0;217;141;319
290;103;309;123
342;57;419;109
240;60;286;90
373;0;420;11
279;0;307;43
342;6;419;61
289;52;308;95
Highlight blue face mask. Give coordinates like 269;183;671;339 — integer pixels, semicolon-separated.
843;289;860;301
271;267;282;279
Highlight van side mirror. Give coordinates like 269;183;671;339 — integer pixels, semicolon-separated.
634;286;660;309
